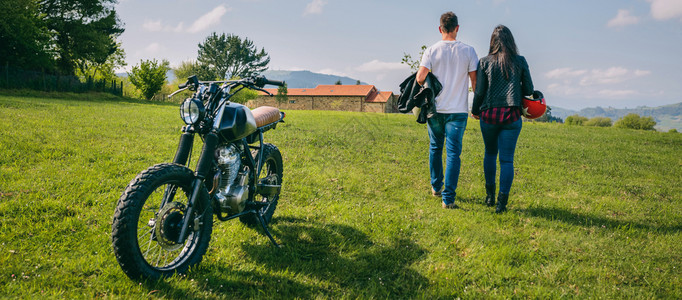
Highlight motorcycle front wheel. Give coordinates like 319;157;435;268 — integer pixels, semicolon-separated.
111;163;213;280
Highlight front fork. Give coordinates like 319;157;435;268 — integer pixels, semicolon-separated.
176;131;218;244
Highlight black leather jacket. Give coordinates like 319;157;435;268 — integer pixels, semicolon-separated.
398;72;442;123
472;55;533;115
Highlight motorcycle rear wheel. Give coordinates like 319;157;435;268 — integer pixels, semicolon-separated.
240;143;283;226
111;163;213;280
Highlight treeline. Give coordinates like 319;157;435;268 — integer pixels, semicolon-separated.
0;0;124;80
128;32;271;101
566;113;660;131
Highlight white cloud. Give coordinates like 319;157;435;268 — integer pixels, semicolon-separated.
607;9;641;27
546;66;652;100
598;89;637;97
579;67;651;86
187;5;230;33
355;60;409;72
547;83;580;96
316;68;349;77
303;0;327;16
634;70;652;76
648;0;682;21
134;42;166;58
144;43;162;53
142;20;163;32
141;5;230;33
545;68;587;79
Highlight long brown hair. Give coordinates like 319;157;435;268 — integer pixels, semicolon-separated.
488;25;519;79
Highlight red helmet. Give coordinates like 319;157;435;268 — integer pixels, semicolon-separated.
522;90;546;119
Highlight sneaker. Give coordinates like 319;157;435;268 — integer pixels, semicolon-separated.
442;202;459;209
432;187;443;197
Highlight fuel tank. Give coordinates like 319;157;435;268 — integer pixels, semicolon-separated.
213;102;257;142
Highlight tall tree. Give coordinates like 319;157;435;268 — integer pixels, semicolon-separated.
76;43;126;82
401;45;427;72
128;59;170;100
173;60;216;82
0;0;54;71
197;32;270;80
40;0;124;75
275;83;288;104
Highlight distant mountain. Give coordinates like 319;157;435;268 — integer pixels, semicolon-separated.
551;102;682;131
262;70;366;88
117;69;364;89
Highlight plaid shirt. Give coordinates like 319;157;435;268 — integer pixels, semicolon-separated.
480;106;522;125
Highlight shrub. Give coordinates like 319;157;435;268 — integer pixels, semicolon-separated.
614;113;656;130
565;114;588;125
128;59;170;100
584;117;612;127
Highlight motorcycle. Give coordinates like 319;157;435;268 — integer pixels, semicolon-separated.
111;75;286;280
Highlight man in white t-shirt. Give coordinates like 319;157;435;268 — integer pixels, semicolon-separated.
416;11;478;209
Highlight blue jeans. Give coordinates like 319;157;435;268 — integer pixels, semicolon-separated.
479;119;522;195
427;113;468;205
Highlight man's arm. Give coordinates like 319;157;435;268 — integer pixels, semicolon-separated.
416;66;429;86
469;70;479;119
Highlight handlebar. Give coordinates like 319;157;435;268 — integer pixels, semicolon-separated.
255;76;285;87
171;75;284;99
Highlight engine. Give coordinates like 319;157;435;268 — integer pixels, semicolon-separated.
214;143;249;214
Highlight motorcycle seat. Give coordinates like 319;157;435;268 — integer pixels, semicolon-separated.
251;106;281;128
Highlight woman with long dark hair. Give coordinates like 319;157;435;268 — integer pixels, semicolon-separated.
471;25;534;213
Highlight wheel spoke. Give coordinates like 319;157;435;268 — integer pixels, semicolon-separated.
143;234;156;257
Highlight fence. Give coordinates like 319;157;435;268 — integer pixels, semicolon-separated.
0;64;123;96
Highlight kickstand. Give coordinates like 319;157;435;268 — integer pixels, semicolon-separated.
256;212;280;248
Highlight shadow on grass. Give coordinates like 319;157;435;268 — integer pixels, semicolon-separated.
521;205;682;234
241;216;429;298
141;217;429;298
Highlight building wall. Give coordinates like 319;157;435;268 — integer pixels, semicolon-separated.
364;103;385;113
250;95;370;112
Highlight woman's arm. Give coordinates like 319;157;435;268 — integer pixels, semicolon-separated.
520;56;534;96
471;61;487;116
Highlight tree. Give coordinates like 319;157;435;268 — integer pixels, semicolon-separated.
0;0;55;71
335;79;342;85
229;88;259;105
401;45;427;72
565;114;588;125
128;59;170;100
40;0;124;75
584;117;612;127
356;80;361;85
197;32;270;80
76;43;126;82
614;113;656;130
173;60;216;82
275;83;288;104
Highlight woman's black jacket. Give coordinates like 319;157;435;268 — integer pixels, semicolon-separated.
472;55;534;115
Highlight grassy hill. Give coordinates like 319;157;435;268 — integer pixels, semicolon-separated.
552;102;682;131
1;92;680;298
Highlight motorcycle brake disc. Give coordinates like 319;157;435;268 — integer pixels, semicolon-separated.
154;201;186;251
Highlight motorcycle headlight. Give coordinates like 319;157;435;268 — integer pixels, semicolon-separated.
180;98;205;125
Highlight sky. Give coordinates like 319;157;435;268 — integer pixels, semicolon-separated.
115;0;682;110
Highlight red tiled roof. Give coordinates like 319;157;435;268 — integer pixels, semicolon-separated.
366;91;393;103
259;84;392;103
261;85;375;97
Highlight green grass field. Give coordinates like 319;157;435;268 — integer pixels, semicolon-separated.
1;92;681;298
